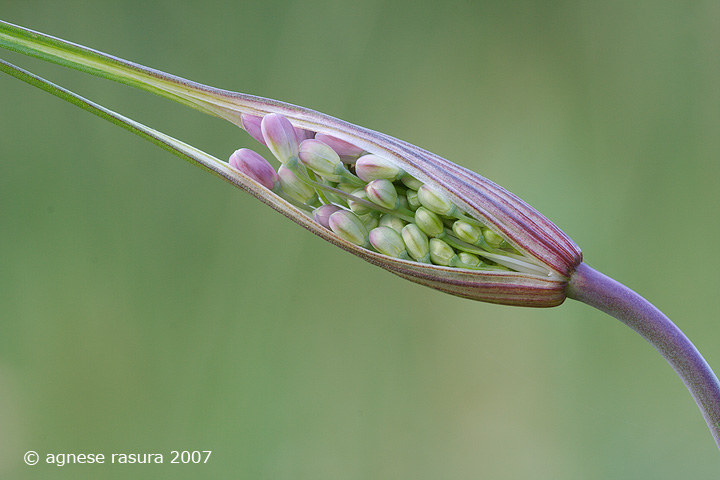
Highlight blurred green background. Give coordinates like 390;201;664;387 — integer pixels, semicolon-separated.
1;0;719;478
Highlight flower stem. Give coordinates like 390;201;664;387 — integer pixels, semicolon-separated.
566;262;720;450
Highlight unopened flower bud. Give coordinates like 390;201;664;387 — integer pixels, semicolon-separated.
298;139;343;179
315;133;365;162
429;238;456;266
458;252;482;267
401;224;430;263
452;220;481;244
400;175;423;190
261;113;299;164
417;185;456;217
278;165;316;203
396;194;409;211
365;179;398;210
245;113;312;146
360;212;380;230
228;148;279;190
313;204;343;229
414;206;444;237
295;128;315;142
406;189;421;210
483;229;505;247
347;189;373;216
369;226;408;258
378;214;406;234
240;114;266;146
328;210;369;247
355;154;404;182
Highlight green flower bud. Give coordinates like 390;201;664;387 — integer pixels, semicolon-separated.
414;206;444;237
369;226;407;258
483;228;505;247
378;214;406;234
406;189;421;210
360;212;380;230
452;220;482;244
277;165;316;204
299;139;363;186
417;185;456;217
458;252;482;267
400;175;423;190
365;179;398;210
298;138;342;179
355;154;404;182
347;189;373;215
328;210;369;246
429;238;456;266
401;224;430;263
396;193;410;211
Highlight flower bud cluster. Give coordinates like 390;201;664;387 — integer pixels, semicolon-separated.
233;113;540;274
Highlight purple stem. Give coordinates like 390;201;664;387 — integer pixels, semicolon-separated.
566;262;720;450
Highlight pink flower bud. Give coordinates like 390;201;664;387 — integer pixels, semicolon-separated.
243;113;313;147
312;204;343;229
228;148;279;190
261;113;299;164
314;133;365;163
240;114;267;146
295;128;315;142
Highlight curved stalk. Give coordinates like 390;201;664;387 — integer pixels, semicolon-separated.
567;262;720;450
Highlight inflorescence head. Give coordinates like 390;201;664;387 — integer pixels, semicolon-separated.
227;112;582;306
231;113;558;276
